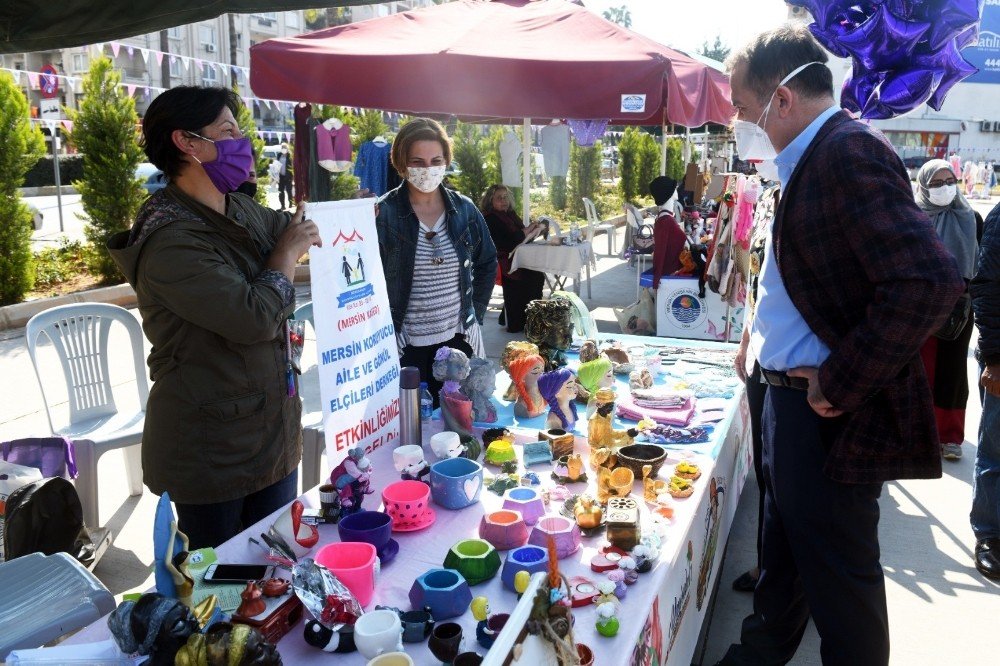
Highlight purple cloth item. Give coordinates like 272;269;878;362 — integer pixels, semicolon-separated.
1;437;77;479
616;393;695;427
315;122;353;168
567;119;609;147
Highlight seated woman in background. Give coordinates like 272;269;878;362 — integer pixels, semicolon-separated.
480;184;546;333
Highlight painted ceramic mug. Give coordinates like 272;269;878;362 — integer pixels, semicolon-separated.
430;457;484;510
366;651;414;666
315;541;378;608
354;609;404;659
338;510;393;552
381;480;432;529
428;622;464;664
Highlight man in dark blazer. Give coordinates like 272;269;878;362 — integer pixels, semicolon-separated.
718;25;964;665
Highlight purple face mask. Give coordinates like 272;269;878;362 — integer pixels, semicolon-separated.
188;132;254;194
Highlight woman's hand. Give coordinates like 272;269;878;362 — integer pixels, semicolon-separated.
982;365;1000;398
268;202;322;280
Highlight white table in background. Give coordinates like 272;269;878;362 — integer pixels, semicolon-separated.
510;240;594;299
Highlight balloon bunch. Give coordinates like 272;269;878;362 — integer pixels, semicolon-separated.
790;0;982;118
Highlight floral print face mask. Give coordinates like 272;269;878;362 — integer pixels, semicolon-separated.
406;165;447;193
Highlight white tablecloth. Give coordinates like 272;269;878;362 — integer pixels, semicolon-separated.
66;336;748;666
510;240;594;277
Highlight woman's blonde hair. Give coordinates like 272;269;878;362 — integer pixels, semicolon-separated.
391;117;452;178
479;184;510;213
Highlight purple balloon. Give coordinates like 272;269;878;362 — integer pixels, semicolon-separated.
927;0;982;51
863;65;943;119
834;5;931;72
918;40;979;110
954;22;980;50
787;0;855;29
841;66;883;114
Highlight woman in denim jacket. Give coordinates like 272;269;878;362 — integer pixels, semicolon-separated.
375;118;497;401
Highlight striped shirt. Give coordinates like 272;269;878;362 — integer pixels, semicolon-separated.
402;214;463;348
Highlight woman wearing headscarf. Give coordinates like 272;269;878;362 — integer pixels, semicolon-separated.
916;159;984;461
479;184;546;333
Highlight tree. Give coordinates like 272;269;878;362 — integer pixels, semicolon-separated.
568;141;602;218
549;175;567;210
603;5;632;28
451;121;491;203
700;35;730;63
636;131;661;198
0;72;45;304
233;84;268;205
618;127;642;202
665;137;685;181
68;56;146;283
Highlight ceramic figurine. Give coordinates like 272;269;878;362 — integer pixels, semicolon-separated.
500;341;541;401
573;495;603;530
330;447;374;514
576;355;613;410
303;620;357;653
471;597;501;649
607;569;627;599
164;521;194;608
487;474;520;495
597;466;634;504
592;580;619;607
600;343;633;375
588;389;638;452
631;544;658;574
618;556;639;585
628;368;654;390
595;602;620;637
513;571;532;599
642;464;669;503
237;581;266;618
524;299;574;370
552;453;587;484
431;431;467;460
483;427;517;466
461;357;499;423
510;353;546;419
538;368;579;431
394;446;430;483
578;339;599;364
262;578;291;597
521;471;541;486
432;347;476;442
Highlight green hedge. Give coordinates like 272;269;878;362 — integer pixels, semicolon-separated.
23;155;85;188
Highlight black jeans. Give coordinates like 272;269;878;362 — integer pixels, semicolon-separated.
175;470;299;550
399;333;474;408
722;387;888;666
745;362;768;569
278;173;294;209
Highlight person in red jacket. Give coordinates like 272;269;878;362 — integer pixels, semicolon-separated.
649;176;687;286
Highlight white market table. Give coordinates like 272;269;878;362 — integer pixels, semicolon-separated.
510;240;594;299
66;335;750;666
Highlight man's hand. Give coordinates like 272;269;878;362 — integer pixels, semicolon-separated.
786;366;844;417
982;365;1000;398
734;329;750;382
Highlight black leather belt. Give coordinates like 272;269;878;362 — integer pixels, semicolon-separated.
759;368;809;391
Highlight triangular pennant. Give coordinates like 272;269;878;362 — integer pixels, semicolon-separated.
140;48;149;65
94;42;104;55
27;73;39;88
144;87;151;99
61;119;74;132
127;84;136;97
232;66;240;79
181;56;190;72
111;42;120;58
126;45;134;59
156;52;164;66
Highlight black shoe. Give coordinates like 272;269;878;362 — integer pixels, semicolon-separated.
976;538;1000;581
731;569;759;592
498;308;506;327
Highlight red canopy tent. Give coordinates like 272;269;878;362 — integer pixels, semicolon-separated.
249;0;734;127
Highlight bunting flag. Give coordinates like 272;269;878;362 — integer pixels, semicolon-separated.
110;42;120;58
126;84;136;97
144;87;152;99
27;72;39;88
156;51;164;66
140;48;149;65
61;120;74;132
126;45;134;59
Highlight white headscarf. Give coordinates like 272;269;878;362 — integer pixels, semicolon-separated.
916;159;977;279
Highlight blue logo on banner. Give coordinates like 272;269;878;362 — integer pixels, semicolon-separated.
621;94;646;113
337;283;375;308
963;5;1000;84
671;294;702;324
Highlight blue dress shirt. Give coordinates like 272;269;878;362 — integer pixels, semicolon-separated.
750;105;840;372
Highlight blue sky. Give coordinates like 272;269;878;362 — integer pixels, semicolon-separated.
582;0;792;58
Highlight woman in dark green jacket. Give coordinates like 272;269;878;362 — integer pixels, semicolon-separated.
108;87;321;548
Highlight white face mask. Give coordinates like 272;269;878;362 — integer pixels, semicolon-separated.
407;166;447;193
928;184;957;207
755;159;780;183
733;61;825;162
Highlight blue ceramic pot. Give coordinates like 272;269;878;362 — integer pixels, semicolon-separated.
500;545;550;592
430;457;484;510
409;568;473;620
337;510;392;550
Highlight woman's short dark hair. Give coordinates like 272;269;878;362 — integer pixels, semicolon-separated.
141;86;243;178
390;117;452;178
479;184;509;213
725;24;832;104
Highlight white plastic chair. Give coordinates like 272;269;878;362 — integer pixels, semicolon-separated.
626;203;654;299
0;552;115;659
581;197;616;256
25;303;147;528
294;301;325;493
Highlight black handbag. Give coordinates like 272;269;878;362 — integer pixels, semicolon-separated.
934;292;971;341
631;224;654;254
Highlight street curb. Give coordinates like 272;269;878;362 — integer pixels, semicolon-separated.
0;264;312;332
20;186;78;197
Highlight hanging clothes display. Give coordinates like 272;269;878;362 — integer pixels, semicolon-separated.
315;119;353;172
500;130;521;187
354;137;392;196
293;103;312;204
567;119;609;147
385;144;403;192
539;122;570;177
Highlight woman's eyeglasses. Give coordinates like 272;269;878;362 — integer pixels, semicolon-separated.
928;178;958;188
425;231;445;265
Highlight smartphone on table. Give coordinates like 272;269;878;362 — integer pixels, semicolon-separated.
204;563;274;584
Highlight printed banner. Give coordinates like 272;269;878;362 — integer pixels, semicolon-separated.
963;1;1000;84
308;199;400;472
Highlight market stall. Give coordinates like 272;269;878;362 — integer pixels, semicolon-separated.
63;335;750;666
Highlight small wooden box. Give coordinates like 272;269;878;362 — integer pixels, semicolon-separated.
605;497;641;551
231;593;304;644
538;429;575;459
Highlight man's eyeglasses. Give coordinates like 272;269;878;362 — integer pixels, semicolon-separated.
928;178;957;188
